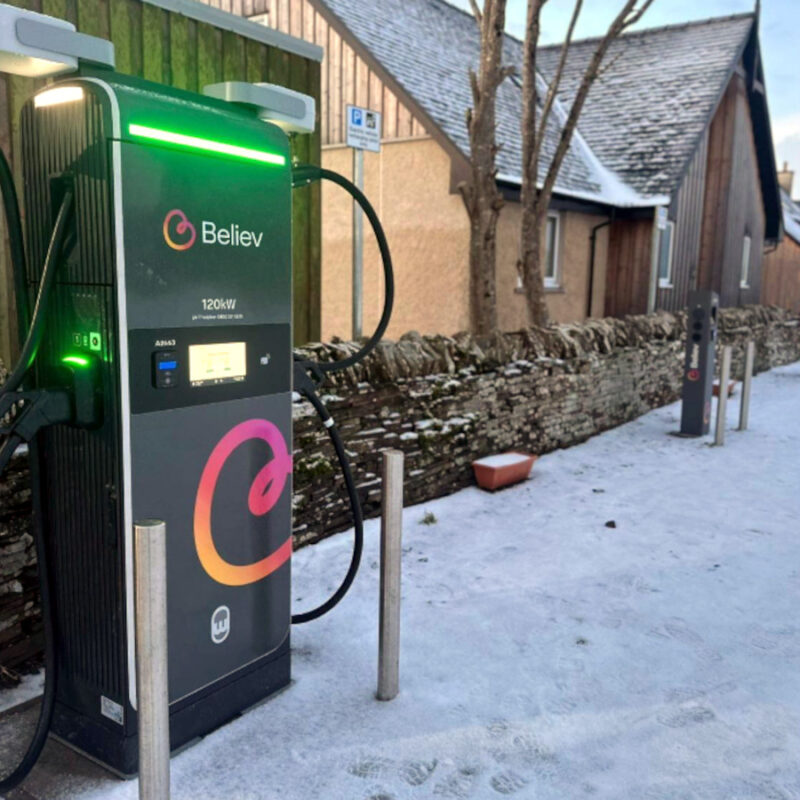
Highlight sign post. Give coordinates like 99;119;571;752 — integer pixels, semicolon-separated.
345;104;381;340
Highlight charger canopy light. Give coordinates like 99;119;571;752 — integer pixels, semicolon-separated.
203;82;316;135
0;3;114;77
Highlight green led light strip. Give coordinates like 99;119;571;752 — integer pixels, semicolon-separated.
62;355;90;367
128;124;286;166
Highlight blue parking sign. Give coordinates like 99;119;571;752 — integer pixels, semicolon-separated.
351;108;363;126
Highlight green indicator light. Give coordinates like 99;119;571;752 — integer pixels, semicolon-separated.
62;355;91;368
128;123;286;166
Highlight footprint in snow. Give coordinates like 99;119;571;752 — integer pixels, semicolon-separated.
490;771;528;795
663;619;704;646
657;704;715;728
399;759;437;786
433;765;480;798
486;719;509;738
348;757;394;780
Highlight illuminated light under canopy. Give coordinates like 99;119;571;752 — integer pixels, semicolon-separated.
34;86;84;108
128;123;286;166
62;354;90;367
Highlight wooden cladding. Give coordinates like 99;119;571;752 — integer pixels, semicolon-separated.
762;237;800;313
697;70;765;307
605;218;653;318
243;0;427;145
655;131;708;312
0;0;321;357
606;68;768;319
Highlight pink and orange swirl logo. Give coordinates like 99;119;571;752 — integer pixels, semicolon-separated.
194;419;293;586
163;209;196;251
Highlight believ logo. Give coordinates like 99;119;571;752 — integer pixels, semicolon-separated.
194;419;292;586
163;209;196;251
162;209;263;251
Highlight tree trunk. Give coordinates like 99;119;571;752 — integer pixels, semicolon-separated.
517;0;655;329
519;197;550;327
460;0;509;336
462;171;502;335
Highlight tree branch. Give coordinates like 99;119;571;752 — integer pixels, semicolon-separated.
520;0;547;186
540;0;654;204
532;0;583;171
468;0;483;26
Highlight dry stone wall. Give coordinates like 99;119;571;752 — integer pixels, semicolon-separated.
1;306;799;671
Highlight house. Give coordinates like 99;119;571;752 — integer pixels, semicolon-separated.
235;0;782;339
537;14;782;318
761;164;800;312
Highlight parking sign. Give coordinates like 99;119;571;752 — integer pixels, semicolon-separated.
346;104;381;152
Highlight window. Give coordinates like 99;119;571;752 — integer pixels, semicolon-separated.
657;220;675;287
516;211;561;292
515;213;561;291
543;213;560;287
740;235;752;288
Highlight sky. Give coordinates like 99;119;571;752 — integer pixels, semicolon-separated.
450;0;800;198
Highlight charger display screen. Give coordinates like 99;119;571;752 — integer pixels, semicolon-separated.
189;342;247;387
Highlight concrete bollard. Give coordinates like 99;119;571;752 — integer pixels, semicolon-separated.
377;450;404;701
738;340;756;431
135;520;170;800
714;346;732;446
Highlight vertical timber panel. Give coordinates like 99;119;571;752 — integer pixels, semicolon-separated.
245;40;269;83
142;3;169;83
222;30;246;81
196;22;223;88
169;12;191;90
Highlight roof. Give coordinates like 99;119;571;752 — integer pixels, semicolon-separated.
310;0;775;217
782;189;800;245
536;14;754;197
314;0;634;205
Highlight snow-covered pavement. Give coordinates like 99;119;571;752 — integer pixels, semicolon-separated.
3;362;800;799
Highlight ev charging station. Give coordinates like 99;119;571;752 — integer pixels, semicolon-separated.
679;290;719;436
0;3;393;787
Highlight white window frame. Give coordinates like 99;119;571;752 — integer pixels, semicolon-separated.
543;212;561;289
740;234;752;289
657;220;675;288
514;212;561;291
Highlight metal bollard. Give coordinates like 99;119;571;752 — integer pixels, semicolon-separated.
714;346;732;446
135;520;170;800
377;450;404;701
738;340;755;431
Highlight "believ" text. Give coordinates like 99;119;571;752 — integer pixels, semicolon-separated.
202;221;264;248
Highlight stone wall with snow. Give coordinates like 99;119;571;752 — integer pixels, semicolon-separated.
1;306;799;672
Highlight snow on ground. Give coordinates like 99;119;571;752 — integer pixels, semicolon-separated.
0;671;43;714
3;363;800;799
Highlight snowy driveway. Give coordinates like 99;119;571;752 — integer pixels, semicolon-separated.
4;363;800;799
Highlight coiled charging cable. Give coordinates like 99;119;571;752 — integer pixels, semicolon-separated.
289;164;394;624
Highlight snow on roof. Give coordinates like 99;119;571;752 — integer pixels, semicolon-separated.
781;189;800;245
315;0;662;207
536;14;754;197
314;0;754;209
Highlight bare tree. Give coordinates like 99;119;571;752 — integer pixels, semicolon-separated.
460;0;514;335
518;0;656;327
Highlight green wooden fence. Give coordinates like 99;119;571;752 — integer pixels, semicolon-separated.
0;0;321;362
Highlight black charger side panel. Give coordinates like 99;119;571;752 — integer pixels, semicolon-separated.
21;91;131;756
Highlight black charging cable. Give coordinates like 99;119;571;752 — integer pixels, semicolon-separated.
291;165;395;373
289;164;394;625
0;155;75;793
0;145;29;338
